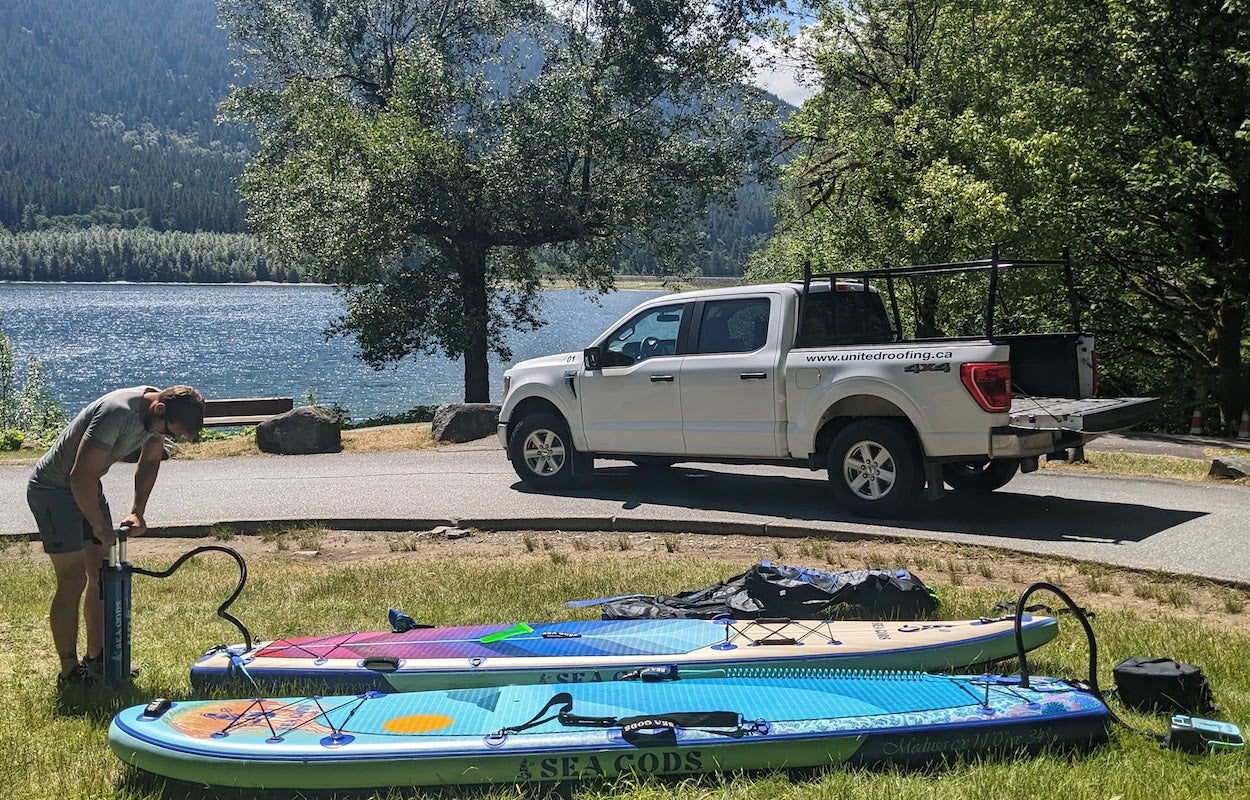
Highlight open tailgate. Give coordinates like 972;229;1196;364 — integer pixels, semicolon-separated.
1010;396;1160;434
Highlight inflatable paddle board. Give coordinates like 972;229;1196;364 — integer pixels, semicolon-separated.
111;668;1110;790
191;615;1058;693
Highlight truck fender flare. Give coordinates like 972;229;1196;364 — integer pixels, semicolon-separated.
803;379;927;459
505;391;587;451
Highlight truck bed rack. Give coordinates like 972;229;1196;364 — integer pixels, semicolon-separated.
798;245;1080;339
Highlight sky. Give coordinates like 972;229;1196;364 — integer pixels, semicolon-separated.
752;39;817;106
746;5;820;107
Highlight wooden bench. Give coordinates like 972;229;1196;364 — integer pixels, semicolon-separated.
202;397;295;427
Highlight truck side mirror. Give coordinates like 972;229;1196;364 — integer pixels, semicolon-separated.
585;346;634;369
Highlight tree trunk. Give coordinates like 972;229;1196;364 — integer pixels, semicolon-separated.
1213;293;1247;429
916;285;943;338
457;241;491;403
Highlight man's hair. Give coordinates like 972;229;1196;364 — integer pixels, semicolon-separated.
158;385;205;435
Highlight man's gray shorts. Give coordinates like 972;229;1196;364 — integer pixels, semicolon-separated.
26;477;110;555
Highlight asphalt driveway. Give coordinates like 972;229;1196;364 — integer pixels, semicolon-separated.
2;431;1247;584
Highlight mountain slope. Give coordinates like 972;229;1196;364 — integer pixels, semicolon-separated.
0;0;248;233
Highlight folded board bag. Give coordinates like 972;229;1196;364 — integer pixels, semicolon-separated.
596;561;939;621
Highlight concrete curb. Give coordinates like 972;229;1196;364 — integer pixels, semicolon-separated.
5;516;1246;592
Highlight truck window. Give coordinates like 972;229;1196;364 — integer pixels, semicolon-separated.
796;290;894;348
605;303;685;362
695;297;770;354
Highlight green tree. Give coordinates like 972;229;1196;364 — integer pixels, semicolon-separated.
0;314;66;448
749;0;1050;337
220;0;781;402
766;0;1250;429
1072;1;1250;428
752;1;1023;270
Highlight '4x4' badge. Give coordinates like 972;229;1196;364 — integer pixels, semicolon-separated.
904;363;951;374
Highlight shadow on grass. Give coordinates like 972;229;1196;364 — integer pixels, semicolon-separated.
52;680;153;723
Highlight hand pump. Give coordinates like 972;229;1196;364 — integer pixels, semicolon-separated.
101;522;133;686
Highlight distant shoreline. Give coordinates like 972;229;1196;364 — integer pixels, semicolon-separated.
1;275;744;291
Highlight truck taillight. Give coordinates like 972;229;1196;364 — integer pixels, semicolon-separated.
960;362;1012;413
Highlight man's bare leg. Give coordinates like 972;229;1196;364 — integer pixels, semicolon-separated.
49;551;88;677
83;538;107;661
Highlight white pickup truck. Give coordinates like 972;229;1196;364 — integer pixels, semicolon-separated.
498;252;1158;517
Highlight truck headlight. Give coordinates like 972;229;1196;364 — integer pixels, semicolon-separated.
502;374;511;401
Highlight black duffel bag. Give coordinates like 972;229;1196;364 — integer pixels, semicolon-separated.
1113;657;1215;714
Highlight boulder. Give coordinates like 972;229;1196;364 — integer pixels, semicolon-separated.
256;405;342;455
431;403;501;443
1208;455;1250;479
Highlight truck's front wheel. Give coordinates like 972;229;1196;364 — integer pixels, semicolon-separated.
942;459;1019;493
828;420;923;518
509;413;582;489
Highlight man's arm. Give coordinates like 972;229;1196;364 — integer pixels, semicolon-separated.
125;435;165;536
69;440;113;546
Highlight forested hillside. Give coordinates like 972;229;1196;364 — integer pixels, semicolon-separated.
0;0;248;234
0;0;773;277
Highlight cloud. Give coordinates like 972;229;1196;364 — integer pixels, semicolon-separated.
745;32;816;108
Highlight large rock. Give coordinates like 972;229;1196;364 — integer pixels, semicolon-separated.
431;403;501;443
256;405;342;455
1209;455;1250;479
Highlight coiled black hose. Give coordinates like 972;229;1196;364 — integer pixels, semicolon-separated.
131;545;254;651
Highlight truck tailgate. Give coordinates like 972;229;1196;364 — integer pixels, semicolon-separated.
1010;396;1159;434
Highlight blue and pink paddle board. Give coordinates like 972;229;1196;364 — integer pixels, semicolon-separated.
190;615;1058;693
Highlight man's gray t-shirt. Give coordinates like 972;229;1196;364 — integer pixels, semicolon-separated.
31;386;161;488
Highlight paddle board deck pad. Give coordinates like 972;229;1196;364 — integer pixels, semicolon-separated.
191;615;1058;694
111;669;1110;790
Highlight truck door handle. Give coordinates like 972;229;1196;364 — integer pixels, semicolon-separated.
650;374;675;382
740;372;767;380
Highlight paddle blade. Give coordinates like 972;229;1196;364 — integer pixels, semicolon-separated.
479;623;534;643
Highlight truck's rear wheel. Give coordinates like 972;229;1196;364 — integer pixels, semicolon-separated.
942;459;1019;493
828;420;923;518
509;412;581;489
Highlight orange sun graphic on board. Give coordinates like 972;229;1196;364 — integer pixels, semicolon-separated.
382;714;454;734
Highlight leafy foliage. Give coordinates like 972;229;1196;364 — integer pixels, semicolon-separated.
0;315;67;447
762;0;1250;430
221;0;784;400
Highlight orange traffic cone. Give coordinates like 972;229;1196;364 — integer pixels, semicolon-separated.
1238;410;1250;441
1189;404;1204;435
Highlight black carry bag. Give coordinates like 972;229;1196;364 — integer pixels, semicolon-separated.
1113;657;1216;714
597;561;939;621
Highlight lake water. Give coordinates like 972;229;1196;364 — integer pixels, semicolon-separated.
0;283;664;422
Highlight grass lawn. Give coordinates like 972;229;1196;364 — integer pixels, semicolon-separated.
1;528;1246;800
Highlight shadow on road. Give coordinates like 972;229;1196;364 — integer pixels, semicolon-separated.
512;464;1205;545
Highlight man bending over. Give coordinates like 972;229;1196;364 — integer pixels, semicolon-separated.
26;385;204;688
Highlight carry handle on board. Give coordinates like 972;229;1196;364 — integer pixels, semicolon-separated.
102;522;134;686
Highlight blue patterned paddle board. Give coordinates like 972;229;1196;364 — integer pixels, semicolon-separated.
112;668;1109;790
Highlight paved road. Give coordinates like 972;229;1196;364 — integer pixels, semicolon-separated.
3;434;1248;584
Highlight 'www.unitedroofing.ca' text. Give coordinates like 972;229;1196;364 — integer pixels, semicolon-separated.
802;350;953;363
